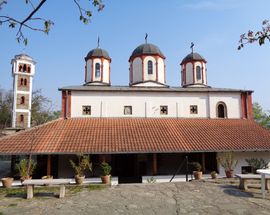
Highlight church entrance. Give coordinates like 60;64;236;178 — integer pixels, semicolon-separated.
112;154;142;183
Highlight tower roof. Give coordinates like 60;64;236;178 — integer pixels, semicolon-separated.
181;52;206;65
85;48;111;61
129;43;165;61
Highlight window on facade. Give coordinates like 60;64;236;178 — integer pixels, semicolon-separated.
160;106;168;115
217;102;227;118
27;66;31;73
95;63;101;78
196;66;201;81
19;65;23;72
190;105;198;114
82;106;91;115
20;114;24;122
148;60;153;75
20;96;25;104
20;78;24;86
124;106;132;115
24;79;27;86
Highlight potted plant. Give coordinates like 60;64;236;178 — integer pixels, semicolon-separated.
100;161;112;184
245;158;268;174
189;162;202;180
69;154;92;185
16;158;36;183
210;171;218;179
217;152;238;178
1;177;14;188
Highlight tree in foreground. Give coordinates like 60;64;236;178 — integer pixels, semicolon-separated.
238;20;270;50
0;0;105;45
252;102;270;129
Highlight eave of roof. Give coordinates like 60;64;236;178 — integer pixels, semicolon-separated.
59;85;253;93
0;118;269;155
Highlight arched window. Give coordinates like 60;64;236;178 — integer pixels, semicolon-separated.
20;114;24;122
20;96;25;104
23;64;27;72
27;66;31;73
217;102;227;118
196;66;201;81
20;78;24;86
95;63;101;78
19;65;23;72
148;60;153;74
24;79;27;86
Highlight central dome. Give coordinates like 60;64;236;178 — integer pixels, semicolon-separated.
181;52;206;65
129;43;165;60
85;48;111;61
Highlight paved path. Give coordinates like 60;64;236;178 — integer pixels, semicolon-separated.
0;181;270;215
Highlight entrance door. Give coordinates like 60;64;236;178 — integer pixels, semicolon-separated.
112;154;141;183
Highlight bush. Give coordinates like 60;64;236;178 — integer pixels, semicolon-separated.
100;162;112;176
189;162;202;172
245;158;268;173
16;158;36;178
217;152;238;171
69;154;92;177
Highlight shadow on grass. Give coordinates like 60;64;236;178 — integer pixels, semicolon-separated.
219;184;254;198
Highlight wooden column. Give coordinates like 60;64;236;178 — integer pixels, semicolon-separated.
47;155;52;176
153;154;157;175
202;153;206;173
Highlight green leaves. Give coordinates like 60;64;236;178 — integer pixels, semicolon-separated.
44;20;54;34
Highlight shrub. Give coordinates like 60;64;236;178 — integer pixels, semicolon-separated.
100;162;112;176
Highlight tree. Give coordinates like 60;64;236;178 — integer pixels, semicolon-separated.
252;102;270;129
238;20;270;50
0;88;60;129
0;0;105;45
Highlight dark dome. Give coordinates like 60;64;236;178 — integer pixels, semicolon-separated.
130;43;165;60
181;52;206;65
85;48;111;60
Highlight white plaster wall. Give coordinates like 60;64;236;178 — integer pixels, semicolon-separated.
103;59;110;83
86;60;92;82
209;93;241;118
217;152;270;176
13;59;36;76
202;62;207;85
143;56;156;81
186;63;193;85
93;58;102;82
132;57;142;83
70;91;242;119
158;58;165;84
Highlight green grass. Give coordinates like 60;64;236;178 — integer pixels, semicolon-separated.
0;188;25;197
8;203;17;207
0;212;4;215
87;184;106;190
67;186;83;194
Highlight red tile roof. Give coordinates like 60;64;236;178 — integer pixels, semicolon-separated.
0;118;270;155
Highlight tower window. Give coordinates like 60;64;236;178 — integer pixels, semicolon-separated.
23;64;27;72
20;78;24;86
24;79;27;86
95;63;101;78
19;65;23;72
20;114;24;122
160;106;168;115
27;66;31;73
190;105;198;114
196;66;201;81
217;102;227;118
82;106;91;115
148;60;153;75
124;106;132;115
20;96;25;104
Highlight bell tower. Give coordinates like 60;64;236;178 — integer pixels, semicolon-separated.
11;54;36;128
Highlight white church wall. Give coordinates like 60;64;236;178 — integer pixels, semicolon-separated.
86;60;92;82
143;56;156;81
71;91;243;119
217;152;270;176
132;57;142;83
209;93;241;118
103;59;110;83
186;62;193;84
158;58;165;83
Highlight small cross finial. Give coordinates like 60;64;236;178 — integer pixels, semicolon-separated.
97;36;100;48
145;33;148;44
190;42;194;53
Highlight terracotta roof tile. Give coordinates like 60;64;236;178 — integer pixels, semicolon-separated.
0;118;270;155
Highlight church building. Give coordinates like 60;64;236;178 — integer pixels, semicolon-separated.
1;39;270;183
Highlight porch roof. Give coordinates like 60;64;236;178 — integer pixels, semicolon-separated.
0;118;270;155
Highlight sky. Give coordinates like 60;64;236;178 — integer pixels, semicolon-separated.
0;0;270;111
